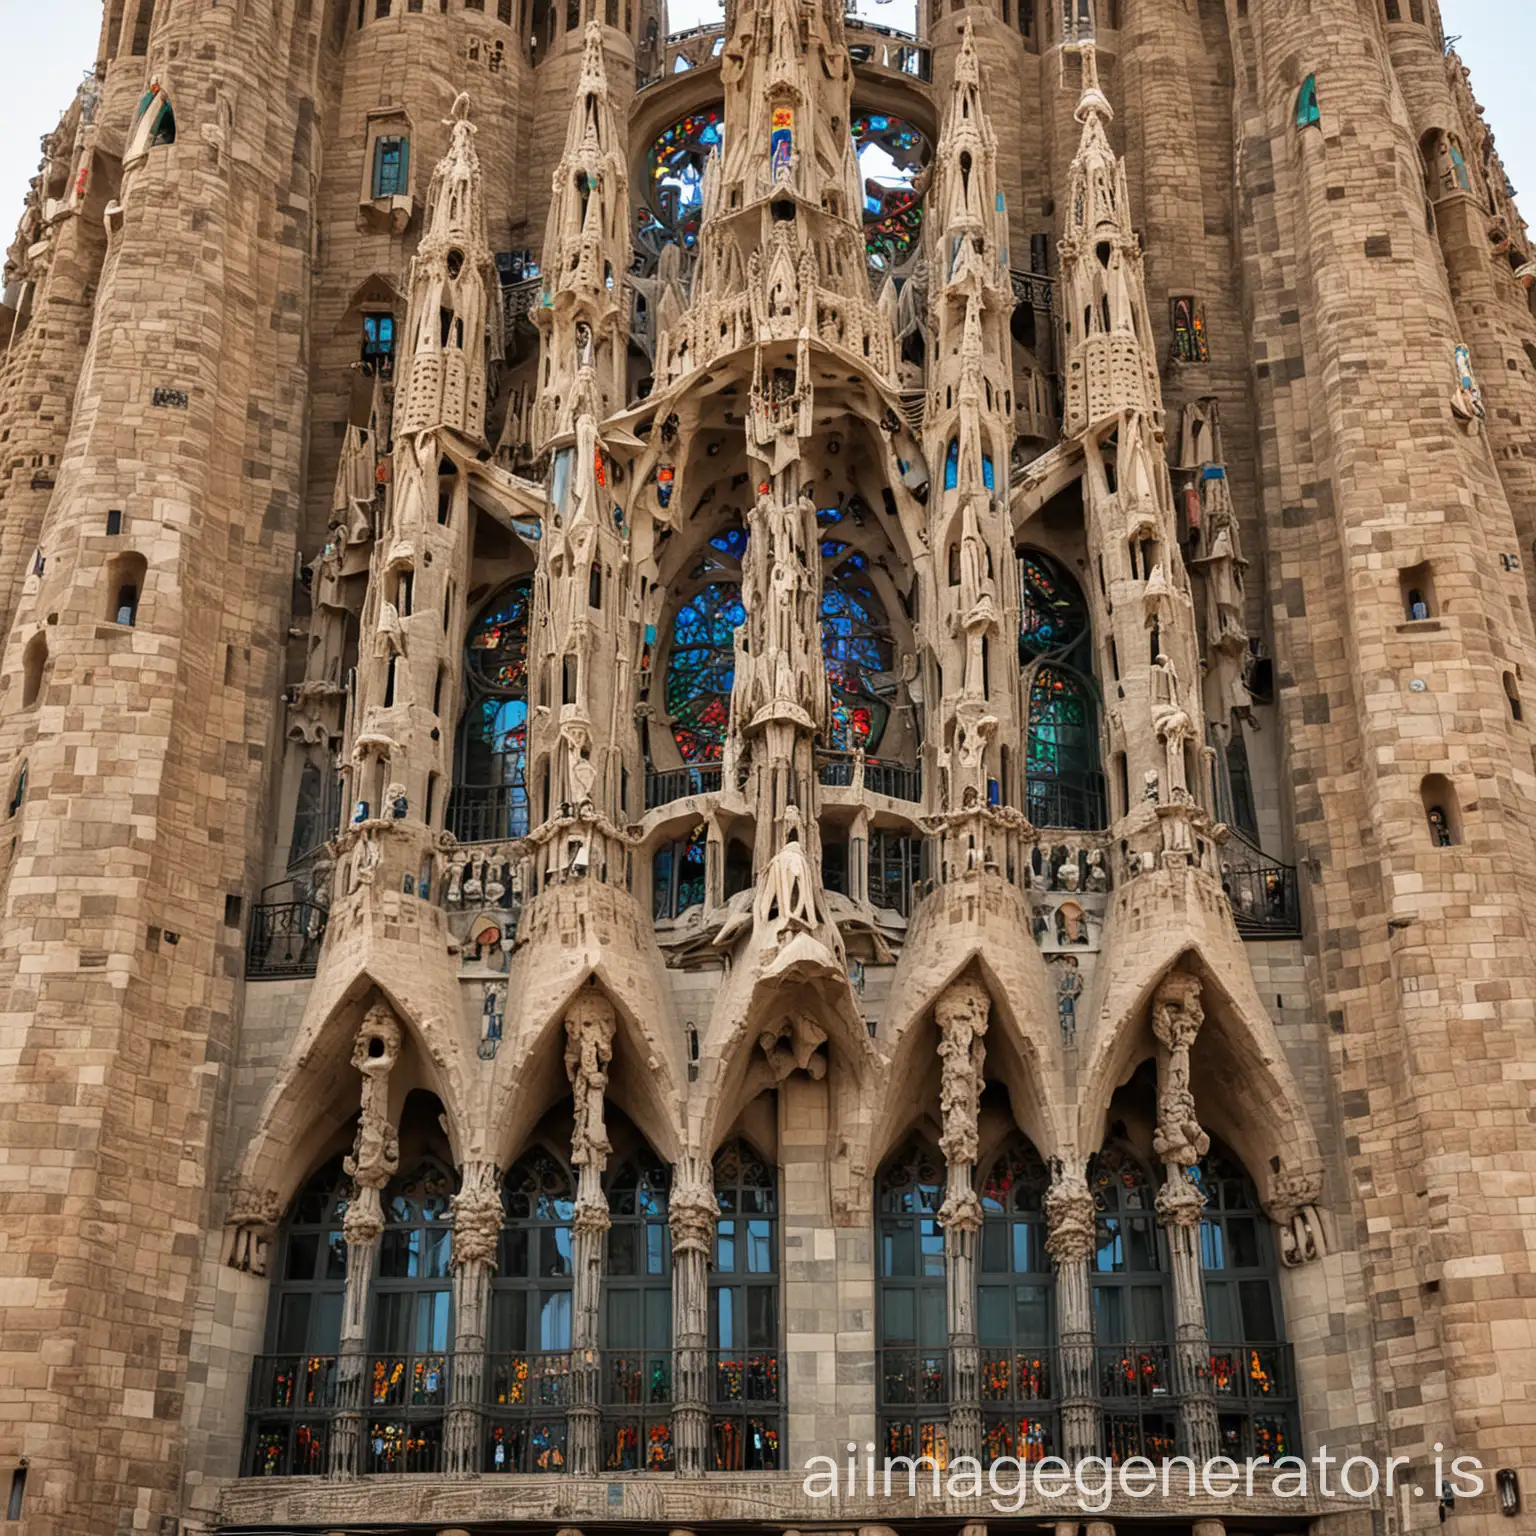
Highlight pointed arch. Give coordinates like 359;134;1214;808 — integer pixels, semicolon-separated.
1074;928;1323;1213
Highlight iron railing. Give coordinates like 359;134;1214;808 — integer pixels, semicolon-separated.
816;752;922;802
243;1342;1291;1476
645;764;723;811
1221;837;1303;938
446;783;529;845
709;1349;784;1470
1026;774;1109;831
245;900;327;980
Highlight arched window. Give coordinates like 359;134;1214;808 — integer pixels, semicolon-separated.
821;543;894;753
876;1137;948;1464
453;579;531;843
245;1156;350;1477
666;581;745;763
1089;1142;1175;1462
1295;75;1320;130
653;823;707;919
20;633;46;709
603;1149;674;1471
486;1147;575;1474
366;1157;455;1473
1018;551;1103;830
710;1139;781;1470
978;1136;1055;1464
129;84;176;156
1193;1144;1295;1461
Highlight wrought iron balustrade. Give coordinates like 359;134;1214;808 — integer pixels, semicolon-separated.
447;782;529;845
1221;837;1302;938
245;899;327;980
599;1348;675;1471
877;1346;952;1466
645;764;722;810
816;752;921;802
1026;774;1108;832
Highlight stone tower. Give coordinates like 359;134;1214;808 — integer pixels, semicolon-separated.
2;0;1536;1531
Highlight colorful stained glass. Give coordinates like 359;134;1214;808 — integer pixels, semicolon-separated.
822;551;893;752
467;578;531;690
980;1139;1050;1214
642;107;929;269
666;582;746;762
1026;666;1092;780
1018;550;1089;658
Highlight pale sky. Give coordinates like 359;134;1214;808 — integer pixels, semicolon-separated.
0;0;1532;252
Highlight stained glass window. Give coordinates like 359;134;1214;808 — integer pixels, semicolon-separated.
666;583;745;763
1019;553;1101;828
877;1139;948;1467
454;580;532;842
979;1137;1053;1467
246;1156;350;1476
603;1149;675;1472
711;1140;781;1471
853;112;927;271
484;1148;575;1473
641;106;929;270
822;549;894;753
653;824;708;918
1018;550;1089;659
1192;1143;1293;1462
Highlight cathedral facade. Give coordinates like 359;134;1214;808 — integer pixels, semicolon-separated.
3;0;1536;1531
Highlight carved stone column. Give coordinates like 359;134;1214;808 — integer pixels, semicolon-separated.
670;1168;717;1474
1045;1159;1100;1463
1149;971;1218;1462
330;1004;402;1477
564;988;617;1475
445;1159;502;1475
934;974;988;1461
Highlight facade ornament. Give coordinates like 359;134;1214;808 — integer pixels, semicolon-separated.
564;988;617;1168
1055;955;1083;1043
935;973;989;1167
668;1179;718;1255
450;1159;504;1271
1151;970;1209;1168
342;1003;403;1243
223;1183;283;1274
1265;1164;1328;1267
1044;1163;1097;1265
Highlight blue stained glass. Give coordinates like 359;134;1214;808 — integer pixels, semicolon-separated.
944;438;959;490
982;454;995;491
1018;551;1089;660
821;539;850;559
710;526;749;560
667;583;746;762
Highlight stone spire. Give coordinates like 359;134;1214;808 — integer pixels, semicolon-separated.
1057;48;1209;855
336;98;502;902
522;26;637;872
922;22;1020;827
534;22;631;444
397;92;500;441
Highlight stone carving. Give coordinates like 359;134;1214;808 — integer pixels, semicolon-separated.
450;1159;504;1271
1151;970;1209;1169
1055;955;1083;1043
1044;1162;1096;1265
565;990;617;1169
668;1179;718;1255
342;1003;403;1245
1150;653;1196;801
935;974;989;1167
1265;1164;1328;1267
224;1183;283;1274
757;1013;828;1081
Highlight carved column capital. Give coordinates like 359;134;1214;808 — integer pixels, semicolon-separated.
450;1159;504;1271
669;1180;718;1254
1155;1168;1206;1229
1150;970;1209;1170
935;973;989;1167
1044;1163;1097;1265
938;1186;984;1234
344;1002;402;1196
